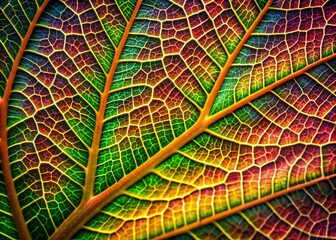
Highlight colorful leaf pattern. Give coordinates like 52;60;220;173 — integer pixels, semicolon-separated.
0;0;335;239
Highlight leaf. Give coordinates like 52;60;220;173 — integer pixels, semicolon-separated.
0;0;335;239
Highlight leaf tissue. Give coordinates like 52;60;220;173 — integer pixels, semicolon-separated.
0;0;335;239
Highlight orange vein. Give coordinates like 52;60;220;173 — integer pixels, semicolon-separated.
82;0;142;201
154;173;336;239
0;1;50;240
48;1;143;238
200;0;273;120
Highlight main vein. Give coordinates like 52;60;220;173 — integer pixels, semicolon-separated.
49;1;274;239
0;1;50;240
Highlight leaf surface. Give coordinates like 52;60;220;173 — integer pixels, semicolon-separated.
0;0;335;239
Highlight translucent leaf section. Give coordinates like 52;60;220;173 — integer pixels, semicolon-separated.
0;0;335;239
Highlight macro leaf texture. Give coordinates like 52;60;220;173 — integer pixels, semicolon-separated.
0;0;335;239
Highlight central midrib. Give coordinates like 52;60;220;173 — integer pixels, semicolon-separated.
50;1;274;239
